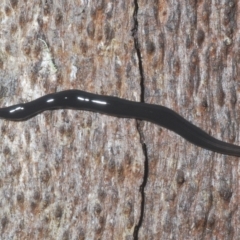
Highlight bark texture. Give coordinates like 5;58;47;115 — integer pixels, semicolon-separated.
0;0;240;239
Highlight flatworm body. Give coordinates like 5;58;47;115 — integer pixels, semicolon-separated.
0;89;240;157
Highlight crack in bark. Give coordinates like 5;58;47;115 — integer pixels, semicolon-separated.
133;134;149;240
131;0;149;239
131;0;144;103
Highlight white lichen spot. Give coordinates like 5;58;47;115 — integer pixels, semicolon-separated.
70;65;78;81
105;2;113;14
97;39;121;58
101;156;105;164
97;41;105;56
39;38;57;74
115;55;122;67
133;91;140;101
81;0;89;6
224;37;232;46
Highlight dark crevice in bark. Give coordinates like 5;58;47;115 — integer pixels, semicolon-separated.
131;0;144;103
131;0;149;239
133;135;149;240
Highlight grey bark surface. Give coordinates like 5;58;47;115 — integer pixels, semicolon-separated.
0;0;239;240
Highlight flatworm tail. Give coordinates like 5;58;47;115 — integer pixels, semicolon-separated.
0;89;240;157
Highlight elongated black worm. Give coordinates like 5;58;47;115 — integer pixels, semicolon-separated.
0;89;240;157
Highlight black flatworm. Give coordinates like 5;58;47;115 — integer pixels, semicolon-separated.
1;89;240;157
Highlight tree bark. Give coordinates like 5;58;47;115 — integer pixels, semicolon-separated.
0;0;239;239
